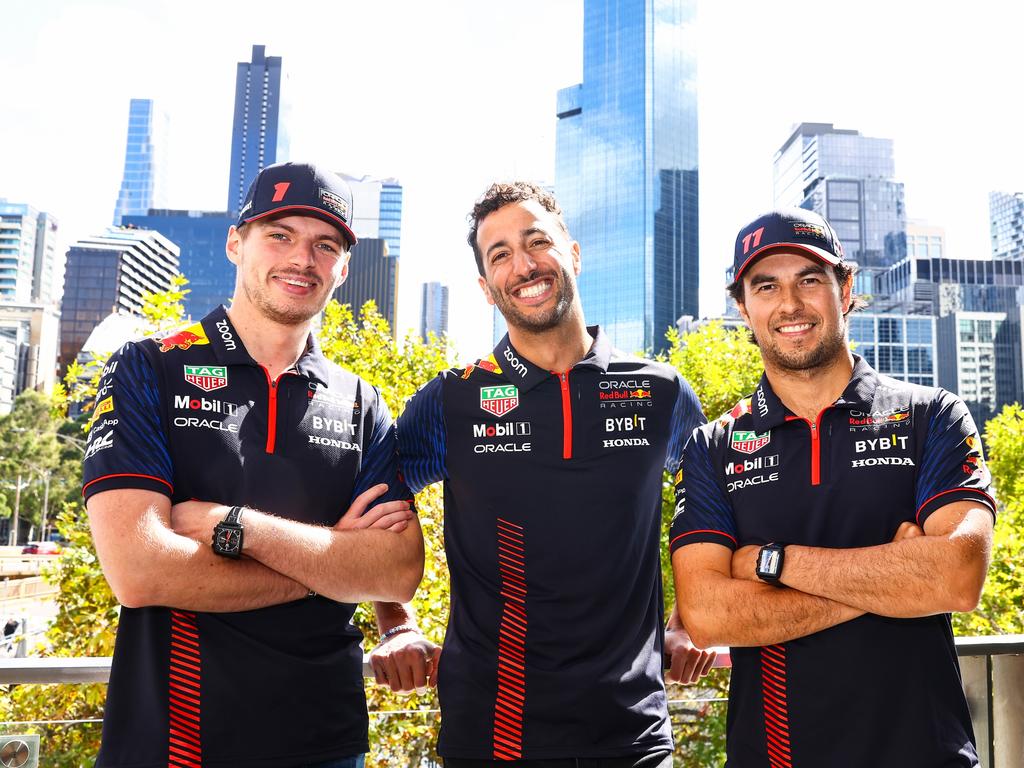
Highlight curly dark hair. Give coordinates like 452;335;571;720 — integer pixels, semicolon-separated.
467;182;569;276
727;254;867;318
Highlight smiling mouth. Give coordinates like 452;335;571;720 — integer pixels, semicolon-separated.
513;279;552;300
273;275;317;289
775;322;815;334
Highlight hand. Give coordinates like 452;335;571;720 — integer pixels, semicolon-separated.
731;544;761;582
335;484;414;533
664;626;717;685
893;520;924;541
369;630;441;693
170;500;228;543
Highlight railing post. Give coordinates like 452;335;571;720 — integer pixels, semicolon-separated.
992;653;1024;767
961;654;992;768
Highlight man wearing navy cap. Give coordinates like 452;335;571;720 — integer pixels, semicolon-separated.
670;207;995;766
84;162;424;767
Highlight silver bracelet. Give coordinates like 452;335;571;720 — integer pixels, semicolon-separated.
380;624;420;641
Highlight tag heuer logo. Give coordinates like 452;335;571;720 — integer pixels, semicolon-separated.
731;430;770;454
184;365;228;392
480;385;519;417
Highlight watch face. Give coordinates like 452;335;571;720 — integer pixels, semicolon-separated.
215;526;241;554
758;547;781;576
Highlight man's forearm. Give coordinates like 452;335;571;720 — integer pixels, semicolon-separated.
678;568;863;648
244;513;424;603
780;513;991;617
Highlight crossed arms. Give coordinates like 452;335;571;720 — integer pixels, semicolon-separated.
673;500;994;649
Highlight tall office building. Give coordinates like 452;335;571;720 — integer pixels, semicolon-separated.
226;45;288;214
0;200;61;304
332;238;398;331
773;123;906;269
555;0;698;353
989;191;1024;260
420;281;449;339
122;210;235;318
340;174;403;258
59;227;179;371
112;98;169;225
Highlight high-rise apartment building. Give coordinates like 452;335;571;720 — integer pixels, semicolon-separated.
59;227;179;370
332;238;398;331
112;98;168;225
0;303;61;411
420;281;448;339
989;190;1024;260
555;0;698;353
340;174;403;258
122;210;235;318
773;123;906;269
0;200;61;304
226;45;288;214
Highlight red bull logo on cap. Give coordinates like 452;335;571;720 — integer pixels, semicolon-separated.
159;323;211;353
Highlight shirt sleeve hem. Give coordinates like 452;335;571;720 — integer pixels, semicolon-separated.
83;473;174;501
916;487;996;526
669;529;738;553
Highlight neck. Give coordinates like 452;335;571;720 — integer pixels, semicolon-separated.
225;303;312;380
505;311;592;373
763;349;855;422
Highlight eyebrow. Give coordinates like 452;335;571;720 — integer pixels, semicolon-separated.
748;264;827;285
264;220;343;247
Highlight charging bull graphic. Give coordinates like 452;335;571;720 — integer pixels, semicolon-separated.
159;323;211;353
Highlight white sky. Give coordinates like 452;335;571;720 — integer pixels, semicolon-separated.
2;0;1023;359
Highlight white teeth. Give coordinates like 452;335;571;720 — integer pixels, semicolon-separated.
517;281;550;299
778;323;813;333
280;277;313;288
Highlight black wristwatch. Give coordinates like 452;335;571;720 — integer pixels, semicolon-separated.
212;506;244;559
755;542;786;585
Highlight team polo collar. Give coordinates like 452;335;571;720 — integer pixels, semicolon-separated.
750;354;880;432
492;326;610;392
204;305;330;385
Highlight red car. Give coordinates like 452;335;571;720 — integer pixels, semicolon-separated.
21;541;60;555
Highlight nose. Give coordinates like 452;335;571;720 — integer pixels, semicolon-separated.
288;237;318;269
777;282;804;314
510;246;537;277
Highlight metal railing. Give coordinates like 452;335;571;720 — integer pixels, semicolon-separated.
1;637;1021;767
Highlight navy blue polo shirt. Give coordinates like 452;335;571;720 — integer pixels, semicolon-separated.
82;305;408;768
398;328;704;760
670;355;995;768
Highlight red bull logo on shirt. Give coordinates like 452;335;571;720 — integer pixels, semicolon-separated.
480;385;519;417
159;323;210;353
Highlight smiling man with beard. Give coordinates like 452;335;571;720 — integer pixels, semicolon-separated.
670;208;995;767
386;182;713;766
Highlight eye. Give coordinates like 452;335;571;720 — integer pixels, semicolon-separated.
530;237;551;248
268;231;288;241
491;250;509;263
316;242;340;255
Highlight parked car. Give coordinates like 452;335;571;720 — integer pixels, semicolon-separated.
21;541;60;555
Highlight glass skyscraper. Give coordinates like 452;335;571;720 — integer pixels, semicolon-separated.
112;98;168;225
989;190;1024;260
226;45;288;214
0;199;60;304
773;123;906;269
555;0;698;354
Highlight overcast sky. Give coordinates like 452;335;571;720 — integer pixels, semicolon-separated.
2;0;1022;358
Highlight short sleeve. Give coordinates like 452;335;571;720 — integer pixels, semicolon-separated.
82;341;174;500
665;373;706;473
396;375;447;493
669;426;738;552
352;385;413;504
914;391;996;526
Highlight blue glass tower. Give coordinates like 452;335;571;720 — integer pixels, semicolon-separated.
555;0;698;354
113;99;167;225
226;45;288;214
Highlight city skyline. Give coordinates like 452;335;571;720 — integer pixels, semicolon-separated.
3;1;1024;358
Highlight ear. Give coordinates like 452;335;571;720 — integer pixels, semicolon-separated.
736;296;751;328
571;240;581;276
839;272;853;314
478;275;496;307
333;252;351;290
226;226;243;266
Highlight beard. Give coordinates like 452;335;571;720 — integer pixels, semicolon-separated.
243;269;328;326
489;265;577;333
753;313;849;373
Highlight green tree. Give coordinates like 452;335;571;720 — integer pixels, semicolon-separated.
954;403;1024;635
660;322;763;767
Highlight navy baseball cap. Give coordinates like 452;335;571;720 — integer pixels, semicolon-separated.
732;208;845;282
237;162;357;248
